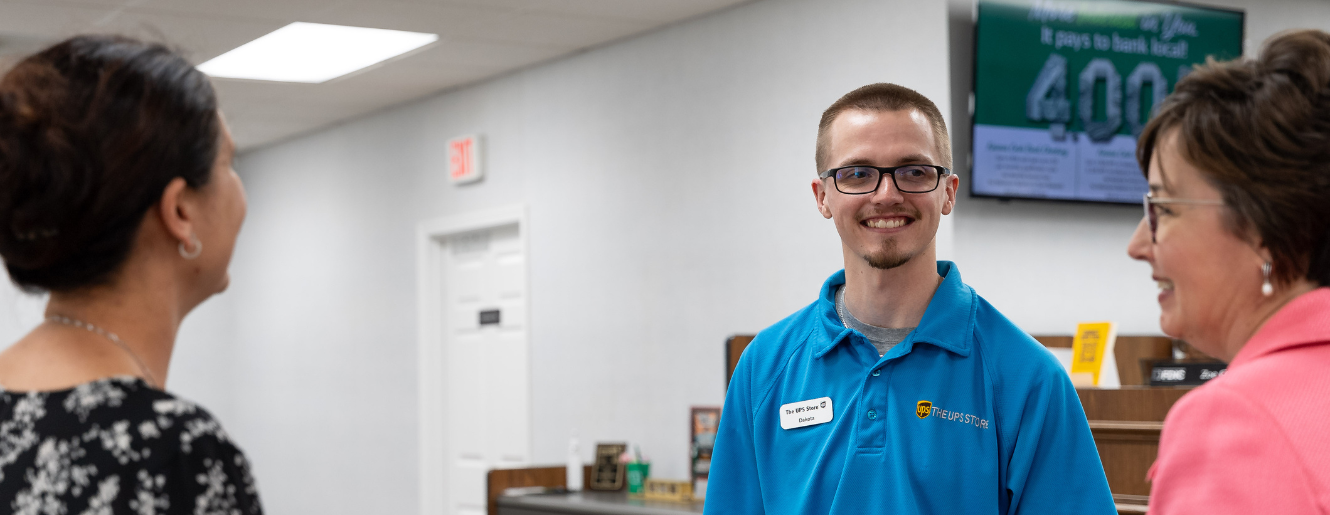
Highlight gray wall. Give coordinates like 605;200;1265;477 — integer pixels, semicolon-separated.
1;1;1326;514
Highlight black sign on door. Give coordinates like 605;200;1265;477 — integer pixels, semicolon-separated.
478;309;501;326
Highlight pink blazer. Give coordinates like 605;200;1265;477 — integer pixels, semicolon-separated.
1147;288;1330;515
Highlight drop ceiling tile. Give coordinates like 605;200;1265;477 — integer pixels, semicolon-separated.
478;11;652;48
216;64;491;112
307;1;647;48
18;0;142;9
444;0;754;24
212;80;328;108
336;63;495;98
0;32;59;56
94;9;281;60
304;1;523;39
132;0;346;23
0;2;111;36
405;39;567;70
215;61;497;148
0;2;276;59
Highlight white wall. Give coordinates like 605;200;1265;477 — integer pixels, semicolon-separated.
225;0;949;513
0;284;43;352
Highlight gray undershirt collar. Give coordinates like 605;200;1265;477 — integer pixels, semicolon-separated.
834;285;915;357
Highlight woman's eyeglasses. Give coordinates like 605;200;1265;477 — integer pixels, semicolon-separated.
1143;192;1224;243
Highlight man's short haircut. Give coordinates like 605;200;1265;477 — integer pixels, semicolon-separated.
815;83;952;173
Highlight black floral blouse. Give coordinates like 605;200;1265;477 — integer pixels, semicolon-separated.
0;376;262;514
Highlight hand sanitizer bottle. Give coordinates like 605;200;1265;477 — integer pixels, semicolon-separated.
566;431;583;492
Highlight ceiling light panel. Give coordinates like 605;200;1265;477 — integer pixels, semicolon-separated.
198;22;438;83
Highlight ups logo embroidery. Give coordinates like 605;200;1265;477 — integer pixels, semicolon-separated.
916;400;932;419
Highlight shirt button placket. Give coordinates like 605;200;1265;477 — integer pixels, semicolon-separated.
856;363;888;449
867;368;882;421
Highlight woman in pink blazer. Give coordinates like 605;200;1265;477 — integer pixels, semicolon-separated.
1126;30;1330;514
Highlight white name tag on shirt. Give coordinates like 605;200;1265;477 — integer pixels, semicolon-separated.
779;397;834;430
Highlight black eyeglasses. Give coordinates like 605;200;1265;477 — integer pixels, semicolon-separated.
1142;192;1224;243
819;165;951;194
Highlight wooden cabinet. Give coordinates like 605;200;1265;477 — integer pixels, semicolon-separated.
1075;387;1191;498
1039;336;1194;506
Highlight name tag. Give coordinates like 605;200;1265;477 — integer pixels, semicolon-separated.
779;397;834;430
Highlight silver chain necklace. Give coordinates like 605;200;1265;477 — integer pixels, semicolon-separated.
46;315;160;389
837;275;943;330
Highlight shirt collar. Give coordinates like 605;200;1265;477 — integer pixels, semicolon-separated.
1231;287;1330;367
811;261;974;359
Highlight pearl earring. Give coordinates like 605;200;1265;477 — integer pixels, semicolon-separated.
1261;262;1273;297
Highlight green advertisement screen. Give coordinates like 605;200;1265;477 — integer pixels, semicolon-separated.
971;0;1243;203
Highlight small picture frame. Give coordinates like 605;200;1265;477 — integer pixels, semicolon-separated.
589;442;627;491
644;478;694;502
690;407;721;497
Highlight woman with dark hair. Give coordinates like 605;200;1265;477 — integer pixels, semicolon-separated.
0;36;261;513
1126;29;1330;514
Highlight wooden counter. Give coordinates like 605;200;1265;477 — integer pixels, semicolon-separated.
496;491;703;515
1076;386;1191;496
496;490;1148;515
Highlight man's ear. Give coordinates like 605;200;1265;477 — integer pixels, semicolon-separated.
812;178;833;219
156;177;195;245
940;173;960;216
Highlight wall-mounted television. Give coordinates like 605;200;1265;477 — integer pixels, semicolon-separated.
971;0;1244;204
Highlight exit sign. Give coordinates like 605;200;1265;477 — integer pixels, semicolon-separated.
448;134;483;185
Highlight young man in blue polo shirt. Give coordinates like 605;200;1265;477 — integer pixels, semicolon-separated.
704;84;1115;514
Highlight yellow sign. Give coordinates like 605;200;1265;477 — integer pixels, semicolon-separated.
1070;321;1117;387
916;400;933;419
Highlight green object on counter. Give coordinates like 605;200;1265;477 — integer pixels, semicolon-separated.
626;463;650;495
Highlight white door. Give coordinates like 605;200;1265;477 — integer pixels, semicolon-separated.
442;222;530;515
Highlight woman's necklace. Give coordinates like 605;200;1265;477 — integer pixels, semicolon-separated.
46;315;160;389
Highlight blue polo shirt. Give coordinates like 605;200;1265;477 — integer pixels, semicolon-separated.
704;262;1114;514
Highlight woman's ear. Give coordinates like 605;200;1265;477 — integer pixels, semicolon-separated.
1256;246;1274;264
156;177;194;245
1247;224;1274;263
